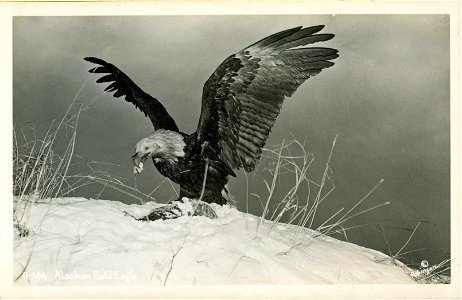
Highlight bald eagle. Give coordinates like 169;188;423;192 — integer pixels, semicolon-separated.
85;25;338;220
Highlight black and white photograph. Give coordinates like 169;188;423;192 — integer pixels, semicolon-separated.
1;1;460;299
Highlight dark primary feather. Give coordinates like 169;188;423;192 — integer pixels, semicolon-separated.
197;25;338;172
84;57;179;132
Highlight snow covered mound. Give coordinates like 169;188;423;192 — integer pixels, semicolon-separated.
14;197;416;285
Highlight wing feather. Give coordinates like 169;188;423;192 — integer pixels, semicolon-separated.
85;57;179;132
197;25;338;172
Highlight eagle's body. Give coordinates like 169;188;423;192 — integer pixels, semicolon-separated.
86;25;338;219
150;131;231;205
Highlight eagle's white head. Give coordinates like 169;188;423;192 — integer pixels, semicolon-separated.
132;130;186;174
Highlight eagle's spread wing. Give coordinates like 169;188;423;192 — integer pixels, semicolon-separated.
196;25;338;172
85;57;179;132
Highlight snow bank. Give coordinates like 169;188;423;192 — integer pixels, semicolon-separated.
14;197;416;285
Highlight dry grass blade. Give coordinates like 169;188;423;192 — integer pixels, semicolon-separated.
251;134;390;257
13;77;154;235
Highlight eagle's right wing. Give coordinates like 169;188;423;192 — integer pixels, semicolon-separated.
85;57;179;132
196;26;338;172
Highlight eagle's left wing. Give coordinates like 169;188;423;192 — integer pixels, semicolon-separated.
196;25;338;172
85;57;179;132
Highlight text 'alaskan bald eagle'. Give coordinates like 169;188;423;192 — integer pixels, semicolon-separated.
85;25;338;220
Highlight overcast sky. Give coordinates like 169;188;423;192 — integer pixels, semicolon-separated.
13;15;450;266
